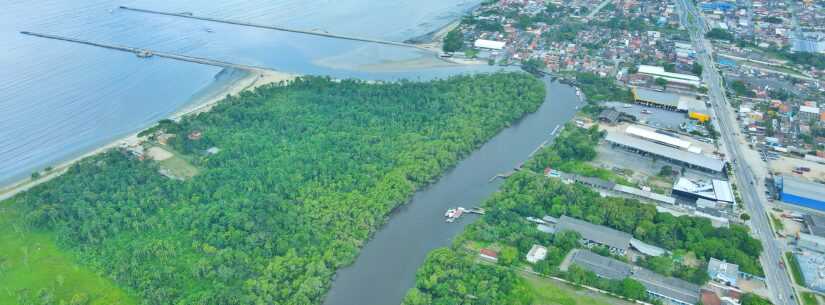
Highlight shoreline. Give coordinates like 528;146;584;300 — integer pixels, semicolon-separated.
0;68;297;202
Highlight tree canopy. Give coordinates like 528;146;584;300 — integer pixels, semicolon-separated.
8;73;546;305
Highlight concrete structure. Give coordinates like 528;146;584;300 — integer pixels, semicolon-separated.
557;216;632;255
526;244;548;263
795;252;825;292
803;214;825;238
707;258;739;286
614;184;678;206
776;176;825;212
474;39;506;50
638;65;702;87
570;250;701;305
118;6;424;50
626;125;692;150
606;133;726;174
799;106;821;122
672;178;734;203
798;233;825;253
630;238;668;257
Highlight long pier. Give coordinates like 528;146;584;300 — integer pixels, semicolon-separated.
118;6;430;52
20;31;274;72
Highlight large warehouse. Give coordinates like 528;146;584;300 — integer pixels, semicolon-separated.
776;176;825;212
606;133;726;174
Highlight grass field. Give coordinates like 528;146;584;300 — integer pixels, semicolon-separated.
0;205;137;305
801;292;820;305
521;272;632;305
785;252;805;286
153;145;199;180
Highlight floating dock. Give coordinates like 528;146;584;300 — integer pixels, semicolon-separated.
119;6;430;52
20;31;274;72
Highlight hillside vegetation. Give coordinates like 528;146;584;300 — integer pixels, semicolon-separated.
1;73;546;305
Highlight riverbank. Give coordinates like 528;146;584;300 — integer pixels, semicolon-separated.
0;68;296;202
322;78;582;305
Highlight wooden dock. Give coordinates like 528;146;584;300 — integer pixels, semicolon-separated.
20;31;274;72
119;6;431;52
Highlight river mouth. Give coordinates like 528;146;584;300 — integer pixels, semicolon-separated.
322;78;582;305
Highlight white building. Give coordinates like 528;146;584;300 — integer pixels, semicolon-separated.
474;39;506;50
638;65;702;87
526;244;548;264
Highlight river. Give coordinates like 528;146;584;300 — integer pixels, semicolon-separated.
323;78;581;305
0;0;500;186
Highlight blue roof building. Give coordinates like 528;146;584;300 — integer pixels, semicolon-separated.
717;58;737;68
701;2;735;12
776;176;825;212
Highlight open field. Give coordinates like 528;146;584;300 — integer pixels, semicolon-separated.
0;207;137;305
521;272;634;305
770;157;825;183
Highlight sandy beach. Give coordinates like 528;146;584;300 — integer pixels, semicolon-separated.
0;68;297;202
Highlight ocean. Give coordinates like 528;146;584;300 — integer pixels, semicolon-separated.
0;0;500;186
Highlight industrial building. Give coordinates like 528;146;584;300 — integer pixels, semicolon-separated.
557;215;632;255
569;250;701;305
637;65;702;88
795;252;825;293
672;178;735;203
474;39;506;50
626;125;692;150
798;233;825;254
555;216;667;257
707;258;739;286
775;176;825;212
605;133;726;174
803;214;825;238
632;88;710;122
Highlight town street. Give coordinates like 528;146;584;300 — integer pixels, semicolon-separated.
674;1;798;305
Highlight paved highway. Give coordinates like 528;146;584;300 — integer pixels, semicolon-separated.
674;1;798;305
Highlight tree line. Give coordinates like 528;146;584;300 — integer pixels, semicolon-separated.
10;73;546;305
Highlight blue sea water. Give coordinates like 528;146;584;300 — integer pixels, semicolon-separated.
0;0;497;186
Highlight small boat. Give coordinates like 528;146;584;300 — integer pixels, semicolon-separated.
623;104;633;108
445;208;456;217
641;109;652;114
204;28;214;33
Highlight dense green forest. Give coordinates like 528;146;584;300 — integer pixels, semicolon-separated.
402;249;533;305
2;73;546;305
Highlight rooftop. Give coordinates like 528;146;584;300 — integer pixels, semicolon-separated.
781;176;825;203
708;258;739;284
803;214;825;237
606;133;725;173
634;88;682;108
626;125;692;150
571;250;701;305
638;65;702;82
558;215;632;251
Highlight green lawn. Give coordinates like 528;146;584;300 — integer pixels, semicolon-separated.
159;156;199;179
785;252;805;286
521;272;631;305
153;145;200;179
801;292;819;305
0;206;138;305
